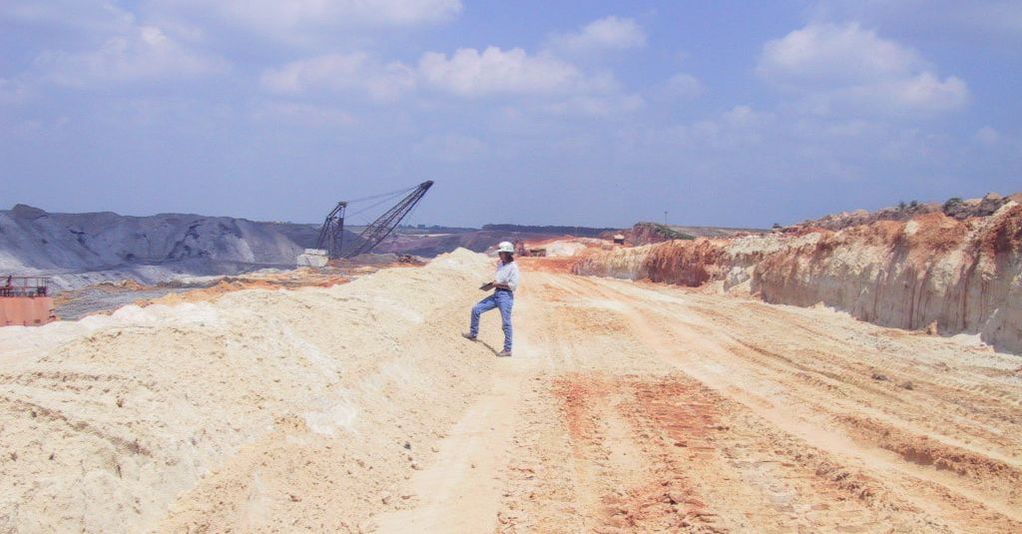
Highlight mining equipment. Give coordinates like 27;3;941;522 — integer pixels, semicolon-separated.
513;240;547;257
313;180;434;260
1;276;55;326
514;240;527;256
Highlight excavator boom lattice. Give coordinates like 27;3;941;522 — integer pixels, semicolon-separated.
315;201;347;259
315;180;433;259
346;180;433;258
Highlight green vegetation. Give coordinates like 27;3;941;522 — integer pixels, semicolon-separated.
943;197;964;212
654;224;695;240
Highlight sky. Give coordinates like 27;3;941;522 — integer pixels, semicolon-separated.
1;1;1020;228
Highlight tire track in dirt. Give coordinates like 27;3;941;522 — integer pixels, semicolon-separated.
492;275;896;532
360;268;1022;533
579;274;1022;531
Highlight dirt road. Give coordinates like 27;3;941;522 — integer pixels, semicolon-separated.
371;269;1022;533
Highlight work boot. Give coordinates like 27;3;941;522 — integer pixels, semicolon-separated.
462;333;477;341
497;350;512;357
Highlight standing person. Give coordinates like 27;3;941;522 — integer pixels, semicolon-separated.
463;241;520;357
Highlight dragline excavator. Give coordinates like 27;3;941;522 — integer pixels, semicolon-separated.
313;180;434;260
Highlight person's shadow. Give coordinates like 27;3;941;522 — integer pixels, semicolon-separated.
478;339;506;357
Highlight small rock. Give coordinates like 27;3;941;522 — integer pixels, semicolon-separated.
380;492;392;505
900;381;914;390
400;493;415;500
403;441;411;450
667;491;686;505
289;494;302;502
871;372;888;381
411;462;422;470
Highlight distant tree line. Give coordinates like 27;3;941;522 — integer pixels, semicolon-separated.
482;224;621;237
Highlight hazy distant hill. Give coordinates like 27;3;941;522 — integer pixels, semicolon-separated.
0;204;363;288
482;224;620;237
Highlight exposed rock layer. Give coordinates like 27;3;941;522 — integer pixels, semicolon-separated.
574;198;1022;354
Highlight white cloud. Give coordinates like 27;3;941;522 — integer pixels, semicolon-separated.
252;101;356;127
758;23;968;116
549;16;647;53
418;46;611;97
1;1;136;33
659;73;704;100
842;72;968;114
0;78;31;105
976;126;1000;145
34;25;224;86
722;105;773;127
809;1;1022;42
759;23;922;86
261;53;416;102
262;45;628;112
544;94;644;117
628;105;779;155
151;0;462;40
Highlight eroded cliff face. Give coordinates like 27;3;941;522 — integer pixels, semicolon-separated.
572;244;652;280
573;201;1022;354
755;205;1022;353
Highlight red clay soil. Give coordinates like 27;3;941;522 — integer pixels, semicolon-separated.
574;197;1022;352
645;239;729;287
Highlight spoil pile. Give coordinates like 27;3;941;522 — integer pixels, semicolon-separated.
0;249;496;532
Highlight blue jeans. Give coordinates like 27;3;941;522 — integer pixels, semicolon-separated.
470;290;513;352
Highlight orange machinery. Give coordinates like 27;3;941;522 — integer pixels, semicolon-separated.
1;276;55;326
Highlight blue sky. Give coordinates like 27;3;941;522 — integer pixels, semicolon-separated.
1;1;1019;228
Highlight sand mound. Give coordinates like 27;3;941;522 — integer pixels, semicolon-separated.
0;248;498;532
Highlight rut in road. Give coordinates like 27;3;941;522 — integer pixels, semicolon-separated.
373;269;1022;533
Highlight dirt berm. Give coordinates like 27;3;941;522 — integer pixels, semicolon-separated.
0;249;497;532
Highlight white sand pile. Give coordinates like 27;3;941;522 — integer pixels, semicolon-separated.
0;248;500;532
543;240;591;258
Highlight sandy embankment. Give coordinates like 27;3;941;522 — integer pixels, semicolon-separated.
2;247;1022;532
0;249;498;532
573;202;1022;353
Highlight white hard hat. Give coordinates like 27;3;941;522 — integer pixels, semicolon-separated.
497;241;515;254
